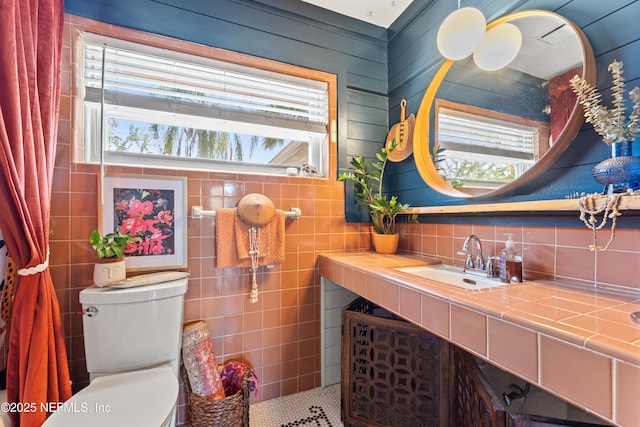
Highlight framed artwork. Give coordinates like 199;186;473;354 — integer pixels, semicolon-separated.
100;174;187;271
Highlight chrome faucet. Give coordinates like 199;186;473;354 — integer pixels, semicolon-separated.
458;235;501;278
458;234;485;272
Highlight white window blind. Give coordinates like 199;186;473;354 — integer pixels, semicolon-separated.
80;33;329;175
437;108;535;160
435;107;540;187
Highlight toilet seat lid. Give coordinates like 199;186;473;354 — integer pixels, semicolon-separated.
43;366;178;427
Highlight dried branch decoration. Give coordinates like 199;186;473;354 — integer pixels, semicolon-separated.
570;60;640;145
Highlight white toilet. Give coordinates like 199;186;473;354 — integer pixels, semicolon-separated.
43;277;188;427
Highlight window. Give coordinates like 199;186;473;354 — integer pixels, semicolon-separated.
78;33;330;176
434;99;550;191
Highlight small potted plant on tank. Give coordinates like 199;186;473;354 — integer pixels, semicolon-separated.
89;228;139;287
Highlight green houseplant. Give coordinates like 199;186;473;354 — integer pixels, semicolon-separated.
89;228;138;260
339;141;411;253
89;228;139;286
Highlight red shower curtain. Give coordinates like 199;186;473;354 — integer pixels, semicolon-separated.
0;0;72;426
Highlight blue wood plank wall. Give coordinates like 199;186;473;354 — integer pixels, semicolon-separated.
64;0;640;227
64;0;391;223
386;0;640;226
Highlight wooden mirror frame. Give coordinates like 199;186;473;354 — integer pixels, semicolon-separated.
413;10;596;199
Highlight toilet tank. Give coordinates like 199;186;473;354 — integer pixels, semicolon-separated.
79;277;188;379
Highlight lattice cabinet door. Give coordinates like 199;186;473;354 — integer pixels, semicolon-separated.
450;346;611;427
450;345;507;427
341;297;450;427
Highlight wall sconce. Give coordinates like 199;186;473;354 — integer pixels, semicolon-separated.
436;3;486;60
473;23;522;71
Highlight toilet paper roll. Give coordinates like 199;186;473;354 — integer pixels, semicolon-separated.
182;320;226;398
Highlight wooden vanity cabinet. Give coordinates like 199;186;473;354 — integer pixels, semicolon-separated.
342;297;612;427
342;297;450;427
450;344;507;427
450;346;611;427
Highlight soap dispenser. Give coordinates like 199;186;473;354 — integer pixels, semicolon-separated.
499;233;522;283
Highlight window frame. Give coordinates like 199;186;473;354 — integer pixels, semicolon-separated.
434;98;550;190
72;30;336;178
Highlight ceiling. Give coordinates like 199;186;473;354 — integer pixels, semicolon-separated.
295;2;582;79
299;0;415;28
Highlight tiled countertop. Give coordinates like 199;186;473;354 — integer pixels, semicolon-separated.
319;250;640;427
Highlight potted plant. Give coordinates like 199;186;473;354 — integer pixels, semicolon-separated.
89;228;139;287
339;140;411;253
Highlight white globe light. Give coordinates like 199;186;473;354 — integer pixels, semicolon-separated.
437;7;486;60
473;23;523;71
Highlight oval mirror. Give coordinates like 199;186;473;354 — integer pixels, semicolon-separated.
413;10;596;198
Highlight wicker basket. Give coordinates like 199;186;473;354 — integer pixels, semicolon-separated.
182;367;250;427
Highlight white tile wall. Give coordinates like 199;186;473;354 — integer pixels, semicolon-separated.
321;278;358;386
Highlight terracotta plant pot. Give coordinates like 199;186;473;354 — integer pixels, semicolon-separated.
372;233;400;254
93;258;126;287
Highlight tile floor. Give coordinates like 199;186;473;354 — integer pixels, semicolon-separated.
250;384;342;426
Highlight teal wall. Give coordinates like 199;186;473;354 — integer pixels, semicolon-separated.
386;0;640;226
65;0;640;226
65;0;393;223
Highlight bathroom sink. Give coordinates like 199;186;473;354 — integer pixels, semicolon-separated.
395;264;508;290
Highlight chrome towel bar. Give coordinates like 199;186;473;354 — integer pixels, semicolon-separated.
191;206;301;219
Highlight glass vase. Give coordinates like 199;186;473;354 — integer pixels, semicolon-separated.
591;140;640;194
